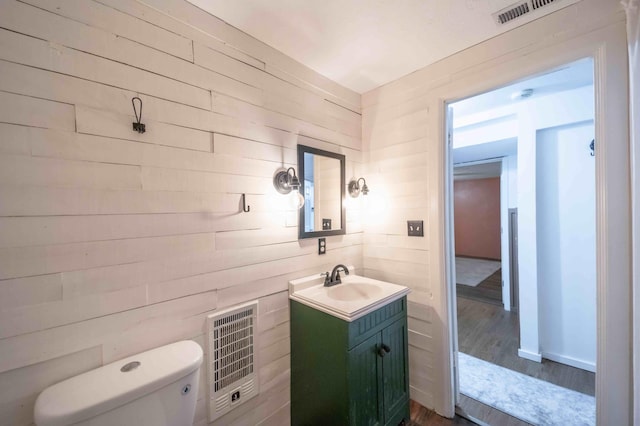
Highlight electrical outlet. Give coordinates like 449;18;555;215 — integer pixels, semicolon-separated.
407;220;424;237
318;238;326;255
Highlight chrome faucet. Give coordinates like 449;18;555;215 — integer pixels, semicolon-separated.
323;264;349;287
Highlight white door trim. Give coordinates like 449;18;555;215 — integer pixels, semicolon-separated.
435;22;631;424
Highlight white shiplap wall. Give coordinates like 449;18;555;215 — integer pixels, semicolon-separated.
361;0;627;417
0;0;362;425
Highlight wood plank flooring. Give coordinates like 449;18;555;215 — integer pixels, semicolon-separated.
409;400;476;425
456;269;503;306
409;397;526;426
457;297;595;395
455;297;596;425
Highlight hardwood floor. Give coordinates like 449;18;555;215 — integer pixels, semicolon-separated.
408;397;527;426
456;268;503;306
409;400;476;425
408;288;595;426
457;297;595;396
455;297;596;425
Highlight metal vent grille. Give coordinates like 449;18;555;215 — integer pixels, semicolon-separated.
493;0;566;25
531;0;556;9
496;2;530;24
207;301;259;422
213;308;254;391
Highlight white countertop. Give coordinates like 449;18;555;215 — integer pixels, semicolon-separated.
289;272;410;322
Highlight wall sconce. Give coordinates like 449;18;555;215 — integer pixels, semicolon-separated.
273;167;305;208
348;177;369;198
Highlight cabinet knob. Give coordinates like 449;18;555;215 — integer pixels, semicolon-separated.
378;343;391;357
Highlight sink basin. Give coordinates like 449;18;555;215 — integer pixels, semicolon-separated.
289;272;410;321
327;282;382;301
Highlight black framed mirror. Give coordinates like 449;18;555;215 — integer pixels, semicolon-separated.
298;145;346;239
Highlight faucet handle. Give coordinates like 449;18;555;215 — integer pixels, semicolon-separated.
321;272;330;286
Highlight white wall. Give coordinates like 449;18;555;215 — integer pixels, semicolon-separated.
362;0;629;420
537;121;596;371
500;155;518;310
518;86;595;362
0;1;362;425
516;108;542;361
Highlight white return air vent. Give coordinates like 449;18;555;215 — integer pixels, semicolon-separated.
493;0;562;25
207;301;259;422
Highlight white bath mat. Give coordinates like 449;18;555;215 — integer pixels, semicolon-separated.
455;257;501;286
458;352;595;426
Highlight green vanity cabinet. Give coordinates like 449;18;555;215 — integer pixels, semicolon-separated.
290;297;410;426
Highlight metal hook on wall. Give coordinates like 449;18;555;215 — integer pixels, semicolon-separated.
132;97;146;134
590;139;595;157
241;193;250;212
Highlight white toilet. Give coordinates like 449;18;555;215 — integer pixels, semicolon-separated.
34;340;203;426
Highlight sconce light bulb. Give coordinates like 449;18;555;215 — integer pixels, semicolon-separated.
296;191;305;208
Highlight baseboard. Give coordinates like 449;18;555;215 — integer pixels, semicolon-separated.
518;348;542;362
409;385;431;411
542;351;596;372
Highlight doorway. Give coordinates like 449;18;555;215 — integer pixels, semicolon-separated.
508;208;518;312
453;160;504;307
446;58;597;425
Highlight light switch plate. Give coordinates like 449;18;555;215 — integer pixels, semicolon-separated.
407;220;424;237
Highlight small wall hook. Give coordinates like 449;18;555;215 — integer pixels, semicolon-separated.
241;193;250;212
590;139;595;157
132;97;145;134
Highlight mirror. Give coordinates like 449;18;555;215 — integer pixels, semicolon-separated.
298;145;346;239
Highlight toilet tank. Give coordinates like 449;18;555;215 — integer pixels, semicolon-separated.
34;340;203;426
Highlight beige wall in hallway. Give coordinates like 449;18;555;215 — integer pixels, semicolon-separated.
454;178;501;260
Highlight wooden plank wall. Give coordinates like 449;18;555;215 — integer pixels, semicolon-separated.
0;0;362;424
360;0;624;414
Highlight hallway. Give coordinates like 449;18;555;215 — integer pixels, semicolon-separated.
456;297;595;424
457;297;595;395
456;266;502;306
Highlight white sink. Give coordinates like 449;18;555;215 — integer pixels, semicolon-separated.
289;271;410;321
327;282;383;301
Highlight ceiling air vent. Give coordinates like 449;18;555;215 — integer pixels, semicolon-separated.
494;1;530;24
531;0;557;9
493;0;565;25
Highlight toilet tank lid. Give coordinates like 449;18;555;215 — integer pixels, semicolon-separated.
34;340;203;426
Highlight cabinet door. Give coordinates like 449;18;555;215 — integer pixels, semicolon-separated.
348;333;383;426
381;318;409;423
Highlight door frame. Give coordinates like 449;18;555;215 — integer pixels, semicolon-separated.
451;157;509;309
435;23;630;424
508;208;519;313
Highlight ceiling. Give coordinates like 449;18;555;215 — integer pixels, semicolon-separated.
187;0;582;93
454;161;503;181
451;57;594;118
450;57;593;166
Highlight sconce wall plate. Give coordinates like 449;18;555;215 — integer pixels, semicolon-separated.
273;167;301;194
273;170;293;194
